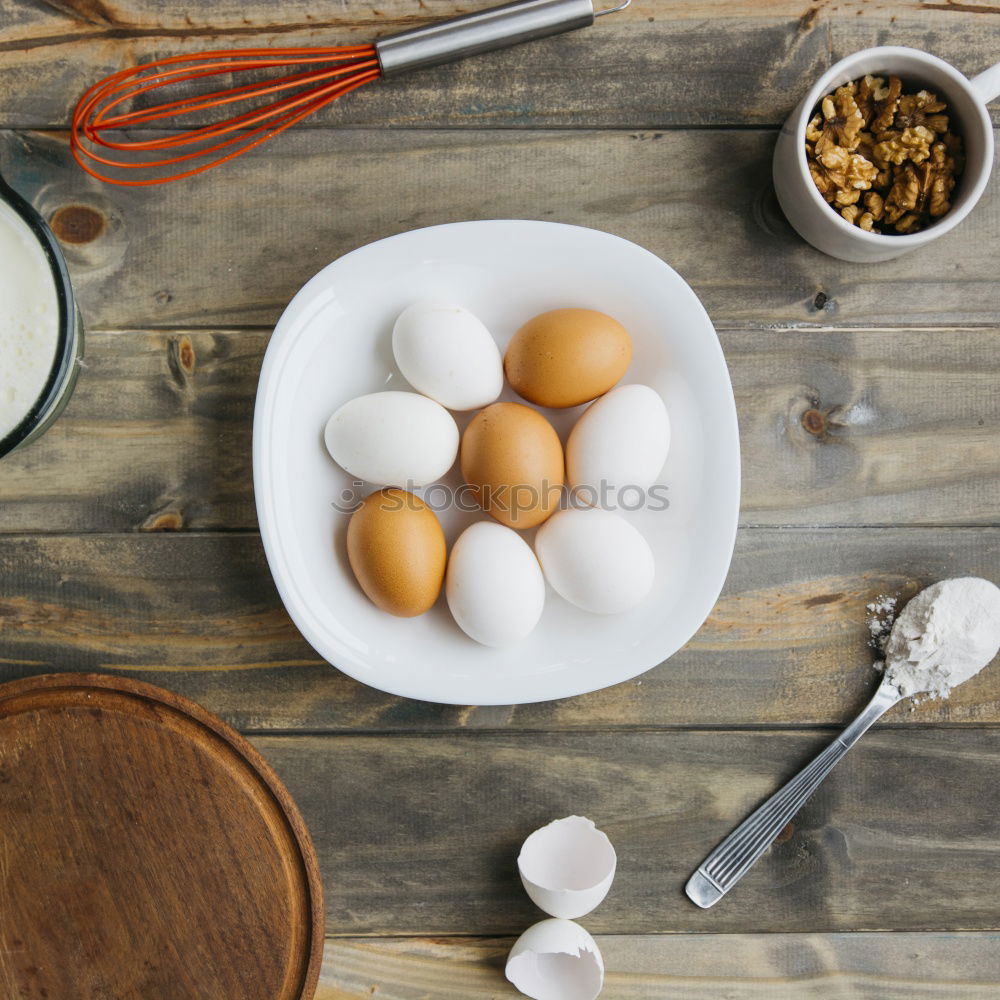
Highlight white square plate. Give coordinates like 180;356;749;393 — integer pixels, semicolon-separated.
253;221;740;705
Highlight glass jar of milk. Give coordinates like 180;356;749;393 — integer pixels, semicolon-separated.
0;176;84;458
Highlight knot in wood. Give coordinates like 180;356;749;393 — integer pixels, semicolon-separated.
144;511;185;532
801;408;826;436
50;205;106;245
168;335;196;380
177;337;196;375
774;821;795;845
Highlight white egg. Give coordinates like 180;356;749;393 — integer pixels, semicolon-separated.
392;301;504;411
518;816;617;920
324;391;458;487
566;384;670;502
535;508;654;615
446;521;545;646
506;919;604;1000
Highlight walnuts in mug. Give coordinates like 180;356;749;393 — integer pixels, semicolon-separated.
805;75;964;235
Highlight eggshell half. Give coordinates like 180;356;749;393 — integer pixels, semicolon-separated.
518;816;617;919
506;919;604;1000
566;384;670;500
392;301;504;411
324;391;459;487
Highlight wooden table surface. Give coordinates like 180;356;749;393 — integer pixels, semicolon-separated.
2;0;1000;996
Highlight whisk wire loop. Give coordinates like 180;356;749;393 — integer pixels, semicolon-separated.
83;70;378;157
71;0;627;184
91;60;380;131
72;46;381;185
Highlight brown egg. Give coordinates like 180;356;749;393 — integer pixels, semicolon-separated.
460;402;564;529
504;308;633;408
346;488;446;617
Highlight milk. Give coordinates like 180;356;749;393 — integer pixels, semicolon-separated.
0;198;61;444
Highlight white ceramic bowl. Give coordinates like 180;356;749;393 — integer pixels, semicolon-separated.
253;221;740;705
0;175;84;458
774;47;1000;262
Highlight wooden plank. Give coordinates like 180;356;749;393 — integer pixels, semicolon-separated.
730;326;1000;527
248;727;1000;933
1;2;998;129
1;529;997;730
0;332;262;533
315;932;1000;999
0;0;939;37
2;327;997;532
3;127;1000;330
0;673;325;1000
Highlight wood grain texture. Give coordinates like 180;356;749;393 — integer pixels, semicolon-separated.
252;727;1000;933
0;331;261;533
1;327;996;532
1;529;997;730
0;673;324;1000
3;127;999;331
1;2;998;129
314;932;1000;999
1;0;998;965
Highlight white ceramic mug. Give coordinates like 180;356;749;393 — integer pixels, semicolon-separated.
773;47;1000;262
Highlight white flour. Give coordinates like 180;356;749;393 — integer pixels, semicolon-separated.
884;577;1000;700
866;594;897;653
0;198;60;443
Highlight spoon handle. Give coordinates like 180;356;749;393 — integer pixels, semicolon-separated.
685;681;902;908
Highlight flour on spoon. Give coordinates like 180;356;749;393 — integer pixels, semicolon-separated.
883;577;1000;700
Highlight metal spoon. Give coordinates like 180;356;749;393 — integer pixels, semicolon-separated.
685;676;904;908
686;576;1000;908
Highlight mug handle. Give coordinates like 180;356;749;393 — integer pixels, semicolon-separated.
970;60;1000;104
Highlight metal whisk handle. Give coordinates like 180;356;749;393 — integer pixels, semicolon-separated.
376;0;616;77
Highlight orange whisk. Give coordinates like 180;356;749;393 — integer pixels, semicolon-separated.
72;0;630;186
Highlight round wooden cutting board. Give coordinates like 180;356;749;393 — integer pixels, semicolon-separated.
0;673;324;1000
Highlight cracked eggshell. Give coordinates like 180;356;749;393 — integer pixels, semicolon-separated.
506;919;604;1000
518;816;617;919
